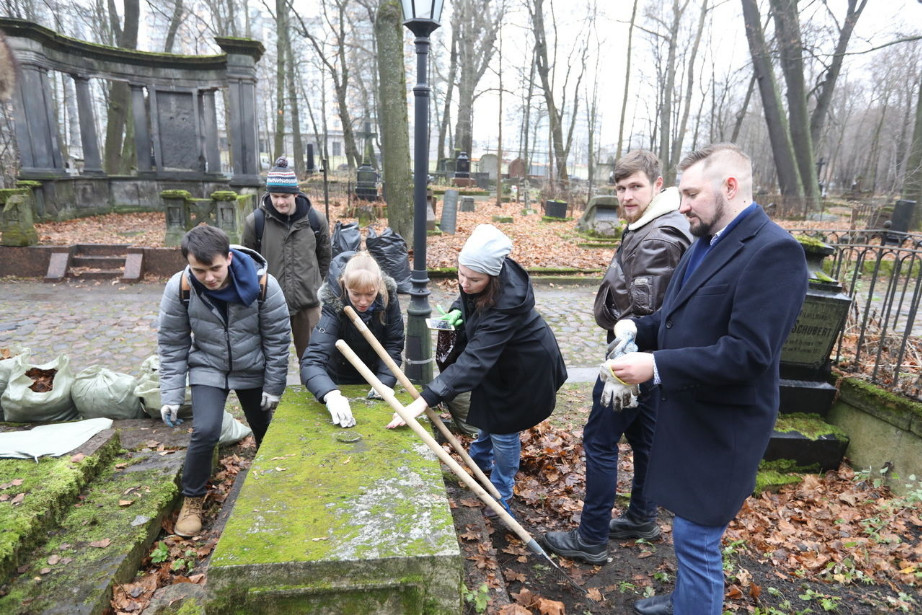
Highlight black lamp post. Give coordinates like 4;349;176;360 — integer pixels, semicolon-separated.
401;0;444;384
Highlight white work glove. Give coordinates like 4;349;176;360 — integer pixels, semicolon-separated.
599;362;640;411
324;390;356;428
160;404;182;427
260;392;280;412
608;319;639;359
367;384;394;400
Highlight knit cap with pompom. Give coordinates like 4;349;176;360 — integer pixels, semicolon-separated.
266;157;299;194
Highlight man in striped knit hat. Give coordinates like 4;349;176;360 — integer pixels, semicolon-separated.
243;157;332;361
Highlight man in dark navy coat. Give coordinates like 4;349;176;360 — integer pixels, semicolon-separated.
607;143;808;615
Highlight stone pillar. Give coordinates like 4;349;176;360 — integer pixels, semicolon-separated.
216;37;265;190
11;63;65;176
162;190;191;247
202;89;222;175
0;190;39;246
72;75;104;175
130;84;154;174
212;190;241;243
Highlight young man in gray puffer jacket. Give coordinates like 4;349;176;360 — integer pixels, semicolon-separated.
158;225;291;537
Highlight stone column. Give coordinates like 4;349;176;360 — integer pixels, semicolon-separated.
131;84;154;174
216;37;265;190
202;89;222;175
11;63;65;176
72;74;104;175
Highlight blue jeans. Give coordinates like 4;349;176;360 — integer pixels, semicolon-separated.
183;385;269;497
468;430;521;506
672;515;727;615
579;377;657;544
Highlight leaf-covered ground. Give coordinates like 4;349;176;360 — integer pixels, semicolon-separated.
29;202;613;271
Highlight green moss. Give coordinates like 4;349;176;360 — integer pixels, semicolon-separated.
0;450;179;613
13;181;42;188
541;216;571;223
774;412;848;441
491;216;514;223
835;374;922;423
176;598;206;615
210;385;455;568
160;190;192;200
796;235;831;251
0;434;121;581
210;191;239;201
754;469;804;494
0;188;29;202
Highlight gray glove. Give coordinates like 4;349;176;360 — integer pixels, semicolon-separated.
607;319;639;360
324;390;356;428
599;363;639;411
160;404;182;427
367;384;394;400
260;392;280;412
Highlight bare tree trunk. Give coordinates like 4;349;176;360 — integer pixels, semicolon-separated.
273;0;287;161
902;76;922;227
616;0;639;160
741;0;804;209
103;0;139;174
291;0;360;170
730;75;756;143
810;0;868;146
496;20;504;208
452;0;501;158
668;0;709;183
437;19;459;164
770;0;819;211
163;0;184;53
374;0;413;243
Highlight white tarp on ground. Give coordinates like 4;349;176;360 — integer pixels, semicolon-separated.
0;418;113;461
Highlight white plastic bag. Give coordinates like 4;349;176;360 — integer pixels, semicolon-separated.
72;366;144;420
1;354;78;423
134;355;192;419
219;410;253;445
0;345;31;419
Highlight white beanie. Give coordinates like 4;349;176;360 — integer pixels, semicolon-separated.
458;224;512;276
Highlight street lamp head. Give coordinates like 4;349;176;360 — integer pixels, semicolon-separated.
401;0;444;36
401;0;444;22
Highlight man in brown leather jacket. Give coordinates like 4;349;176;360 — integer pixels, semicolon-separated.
543;150;692;564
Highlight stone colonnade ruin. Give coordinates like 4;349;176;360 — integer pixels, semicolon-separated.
0;18;264;219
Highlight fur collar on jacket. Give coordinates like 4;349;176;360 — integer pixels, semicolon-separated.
318;274;398;315
628;186;681;231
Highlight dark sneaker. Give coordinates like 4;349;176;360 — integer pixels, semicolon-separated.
483;498;515;520
609;515;661;540
542;529;609;564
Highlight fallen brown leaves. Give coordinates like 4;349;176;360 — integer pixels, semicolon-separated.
30;203;613;271
727;464;922;593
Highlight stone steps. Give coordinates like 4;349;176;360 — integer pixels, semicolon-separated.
44;244;144;283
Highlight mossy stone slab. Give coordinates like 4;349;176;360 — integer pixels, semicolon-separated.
208;385;462;614
0;450;182;614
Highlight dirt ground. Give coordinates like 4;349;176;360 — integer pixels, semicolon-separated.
120;383;921;615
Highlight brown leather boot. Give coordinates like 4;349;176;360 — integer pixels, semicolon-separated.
174;496;205;537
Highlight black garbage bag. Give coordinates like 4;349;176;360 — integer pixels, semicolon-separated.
331;221;361;257
366;226;413;294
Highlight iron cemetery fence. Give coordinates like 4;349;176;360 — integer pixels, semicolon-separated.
788;228;922;401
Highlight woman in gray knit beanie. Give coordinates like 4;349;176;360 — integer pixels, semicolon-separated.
388;224;568;520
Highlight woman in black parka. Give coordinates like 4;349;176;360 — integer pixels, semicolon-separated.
388;225;567;516
300;250;404;428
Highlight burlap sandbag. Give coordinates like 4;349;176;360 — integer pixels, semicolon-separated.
72;366;144;420
1;354;78;423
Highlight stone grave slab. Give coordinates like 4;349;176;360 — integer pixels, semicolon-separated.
208;385;462;615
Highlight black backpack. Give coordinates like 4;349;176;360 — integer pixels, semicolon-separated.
253;196;324;255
